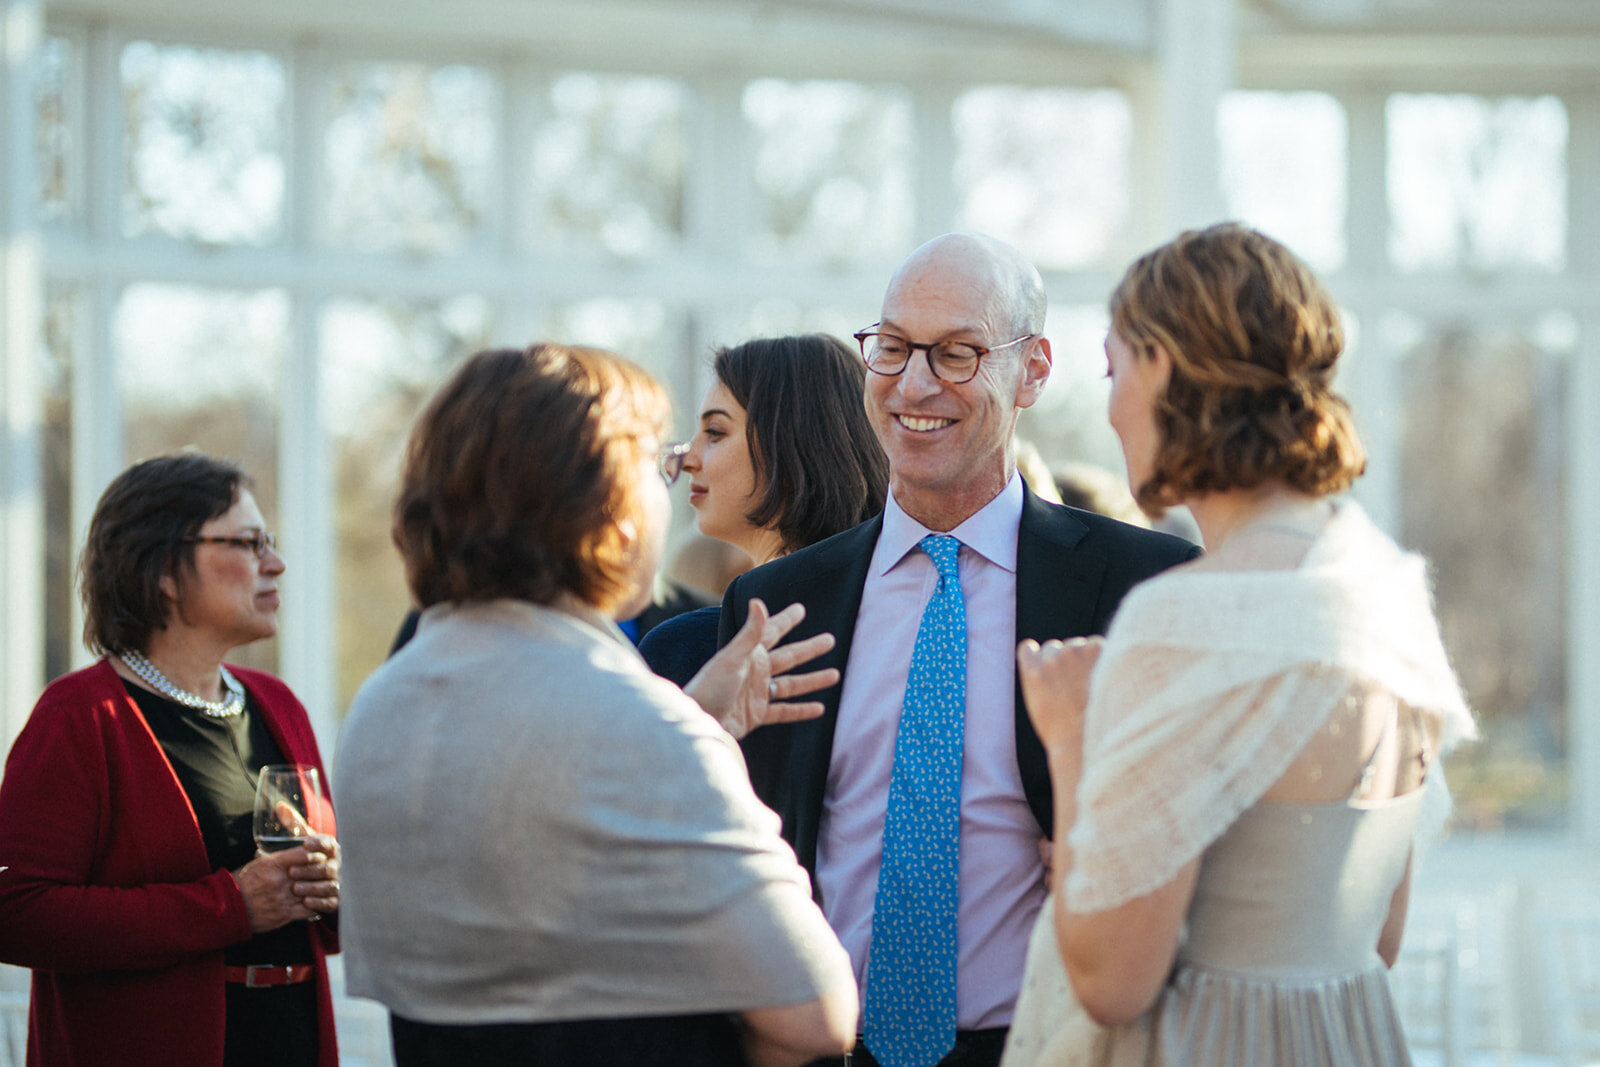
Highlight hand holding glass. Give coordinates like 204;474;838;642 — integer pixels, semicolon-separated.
253;764;327;854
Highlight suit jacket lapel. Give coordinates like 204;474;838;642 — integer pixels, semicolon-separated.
1013;488;1106;836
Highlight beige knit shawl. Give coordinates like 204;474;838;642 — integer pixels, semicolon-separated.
1064;500;1476;915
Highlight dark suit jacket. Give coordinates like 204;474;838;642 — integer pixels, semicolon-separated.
718;486;1201;877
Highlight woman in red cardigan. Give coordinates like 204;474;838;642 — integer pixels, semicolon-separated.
0;453;341;1067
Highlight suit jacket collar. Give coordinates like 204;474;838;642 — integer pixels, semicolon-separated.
819;485;1101;837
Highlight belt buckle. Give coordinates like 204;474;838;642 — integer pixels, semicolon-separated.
244;964;275;988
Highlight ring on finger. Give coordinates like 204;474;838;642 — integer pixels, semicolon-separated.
767;680;778;699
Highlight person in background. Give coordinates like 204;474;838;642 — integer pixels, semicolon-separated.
0;452;341;1067
639;333;889;689
1003;223;1475;1066
336;344;857;1067
1012;436;1063;505
1051;461;1146;527
666;530;755;602
719;235;1199;1067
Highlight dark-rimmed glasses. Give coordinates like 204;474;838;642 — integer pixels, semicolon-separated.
186;532;277;558
853;326;1035;384
659;441;692;486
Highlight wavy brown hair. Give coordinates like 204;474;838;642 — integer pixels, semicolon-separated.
394;344;670;615
1110;223;1366;512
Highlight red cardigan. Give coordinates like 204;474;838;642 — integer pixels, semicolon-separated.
0;659;340;1066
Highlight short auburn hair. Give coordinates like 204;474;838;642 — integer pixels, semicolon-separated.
80;452;248;656
1110;222;1366;512
394;344;670;615
713;334;888;553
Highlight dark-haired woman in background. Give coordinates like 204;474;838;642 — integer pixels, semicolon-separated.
640;334;889;689
0;453;341;1067
1001;224;1475;1065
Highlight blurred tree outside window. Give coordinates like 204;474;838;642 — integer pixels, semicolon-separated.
321;296;495;714
1387;94;1567;274
533;73;687;260
36;34;76;227
1388;312;1571;831
744;79;912;267
121;41;285;245
1220;90;1346;272
114;283;287;673
545;297;682;390
40;287;79;683
324;61;496;256
953;87;1131;271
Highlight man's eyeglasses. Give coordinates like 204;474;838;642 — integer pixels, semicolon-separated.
659;441;692;486
185;532;277;558
853;326;1035;385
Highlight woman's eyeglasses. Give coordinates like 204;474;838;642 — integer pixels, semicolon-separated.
658;442;692;486
185;532;277;558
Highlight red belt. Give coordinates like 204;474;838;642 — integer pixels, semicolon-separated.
224;964;314;988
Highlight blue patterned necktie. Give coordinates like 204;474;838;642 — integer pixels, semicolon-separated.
865;533;967;1067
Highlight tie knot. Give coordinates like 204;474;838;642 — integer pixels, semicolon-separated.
919;534;962;580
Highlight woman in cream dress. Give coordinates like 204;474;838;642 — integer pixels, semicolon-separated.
1004;224;1474;1066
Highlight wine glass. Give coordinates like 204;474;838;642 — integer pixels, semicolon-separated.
253;764;327;854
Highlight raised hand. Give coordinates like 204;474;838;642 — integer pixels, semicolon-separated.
685;599;840;739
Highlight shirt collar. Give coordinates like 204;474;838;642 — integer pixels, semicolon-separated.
875;473;1024;576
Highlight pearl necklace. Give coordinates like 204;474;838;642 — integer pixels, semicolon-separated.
120;649;246;719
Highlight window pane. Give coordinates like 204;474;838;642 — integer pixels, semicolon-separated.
1016;306;1124;479
325;61;496;256
954;88;1131;271
114;284;287;672
1388;94;1567;274
121;41;285;245
736;302;870;349
40;286;79;681
321;296;494;714
533;74;687;259
1391;315;1569;831
36;35;76;226
745;79;912;266
546;297;683;390
1221;91;1346;272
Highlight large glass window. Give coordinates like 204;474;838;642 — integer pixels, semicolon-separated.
114;284;288;672
1387;312;1571;831
321;295;495;713
953;88;1131;271
1220;90;1346;272
324;61;497;256
1387;94;1567;274
744;79;912;266
533;74;688;260
121;41;285;245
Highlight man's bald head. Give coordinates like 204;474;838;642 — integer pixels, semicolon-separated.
886;233;1047;339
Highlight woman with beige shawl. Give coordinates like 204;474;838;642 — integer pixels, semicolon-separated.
1002;224;1474;1066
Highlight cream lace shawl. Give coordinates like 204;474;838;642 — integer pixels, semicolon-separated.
1063;500;1476;914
